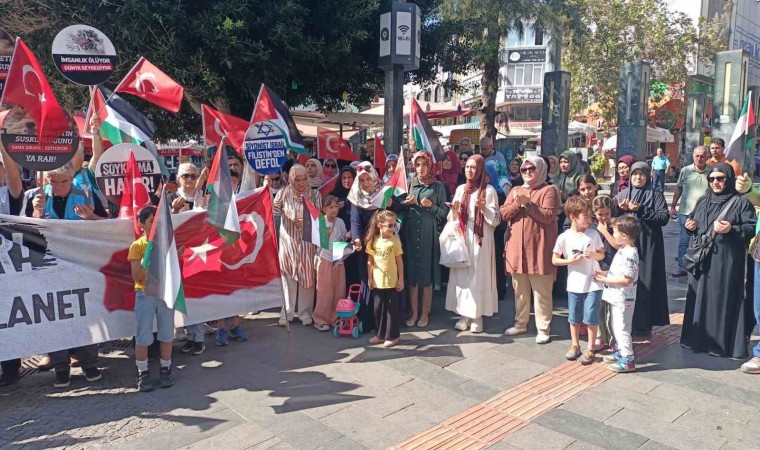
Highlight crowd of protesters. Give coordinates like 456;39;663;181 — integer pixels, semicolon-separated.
2;128;760;392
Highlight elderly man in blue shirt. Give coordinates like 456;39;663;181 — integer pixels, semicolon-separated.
651;147;670;193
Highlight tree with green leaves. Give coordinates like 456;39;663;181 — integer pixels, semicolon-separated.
0;0;462;141
562;0;727;125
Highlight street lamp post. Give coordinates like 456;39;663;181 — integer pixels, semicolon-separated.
379;2;420;155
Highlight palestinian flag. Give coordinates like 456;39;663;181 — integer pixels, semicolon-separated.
205;137;241;245
330;241;354;263
371;148;408;209
87;86;169;176
411;98;445;162
302;196;328;249
251;84;307;154
143;191;186;314
726;91;756;161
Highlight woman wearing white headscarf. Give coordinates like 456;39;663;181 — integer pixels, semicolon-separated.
348;161;384;331
305;158;324;189
500;156;560;344
273;164;322;326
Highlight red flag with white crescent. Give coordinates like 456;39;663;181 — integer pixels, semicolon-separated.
118;150;152;236
115;57;184;113
201;104;248;152
1;38;69;142
317;127;358;161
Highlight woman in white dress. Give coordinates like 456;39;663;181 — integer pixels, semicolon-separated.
445;154;501;333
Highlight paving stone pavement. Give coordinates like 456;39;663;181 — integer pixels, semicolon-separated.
1;187;758;450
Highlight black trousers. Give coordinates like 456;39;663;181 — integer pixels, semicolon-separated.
1;359;21;380
50;345;99;372
374;288;401;341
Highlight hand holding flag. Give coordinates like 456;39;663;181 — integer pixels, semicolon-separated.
205;136;241;245
118;151;152;236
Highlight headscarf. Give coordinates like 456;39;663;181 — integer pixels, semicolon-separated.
547;155;560;177
485;159;508;196
522;156;548;189
616;161;654;207
322;158;337;180
331;166;356;200
439;150;461;194
383;154;399;182
347;161;381;209
551;150;584;195
460;154;487;245
411;151;437;186
507;158;523;186
282;164;309;220
693;163;739;228
615;155;636;193
306;158;323;188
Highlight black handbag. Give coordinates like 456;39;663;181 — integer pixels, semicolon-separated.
684;197;738;272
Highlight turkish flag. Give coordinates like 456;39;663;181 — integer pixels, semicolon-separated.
1;38;70;142
375;136;386;178
100;188;280;311
115;57;184;113
118;151;152;236
297;153;309;165
202;104;248;152
319;175;338;198
317;127;358;161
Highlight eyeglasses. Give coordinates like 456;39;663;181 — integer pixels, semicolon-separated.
180;173;198;180
708;176;726;182
324;163;337;169
520;166;536;174
268;176;281;181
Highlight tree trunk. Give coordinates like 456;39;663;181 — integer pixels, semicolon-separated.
480;58;499;141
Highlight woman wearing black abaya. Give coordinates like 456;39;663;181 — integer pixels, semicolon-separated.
681;163;756;358
616;162;670;337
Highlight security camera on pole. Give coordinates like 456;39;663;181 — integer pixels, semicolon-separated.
379;2;421;156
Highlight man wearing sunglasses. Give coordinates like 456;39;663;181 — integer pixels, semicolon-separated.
670;146;709;278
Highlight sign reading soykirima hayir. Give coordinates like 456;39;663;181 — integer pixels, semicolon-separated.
0;188;283;361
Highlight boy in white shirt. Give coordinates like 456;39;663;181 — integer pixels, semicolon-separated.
594;215;642;373
553;197;606;365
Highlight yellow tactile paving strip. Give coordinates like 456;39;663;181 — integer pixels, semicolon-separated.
394;313;685;450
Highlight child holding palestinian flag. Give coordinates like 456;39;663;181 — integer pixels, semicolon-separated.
308;195;353;331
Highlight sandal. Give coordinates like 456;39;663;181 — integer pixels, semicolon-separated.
314;323;331;332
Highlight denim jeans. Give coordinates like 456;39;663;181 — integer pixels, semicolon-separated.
677;214;690;270
652;169;666;193
753;262;760;358
566;290;602;325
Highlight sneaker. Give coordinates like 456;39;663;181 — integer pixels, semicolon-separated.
609;357;636;373
53;370;71;388
0;376;19;387
454;317;471;331
603;350;622;363
470;317;484;334
137;371;154;392
565;345;582;360
216;328;229;346
741;356;760;374
192;342;205;355
159;367;174;388
578;350;596;365
84;367;102;382
504;327;528;336
181;341;195;353
535;332;551;344
230;326;248;342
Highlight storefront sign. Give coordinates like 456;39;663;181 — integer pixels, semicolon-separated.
507;49;546;63
504;87;543;103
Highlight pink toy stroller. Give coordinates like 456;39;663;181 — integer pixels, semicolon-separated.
333;284;363;338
